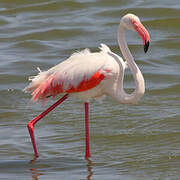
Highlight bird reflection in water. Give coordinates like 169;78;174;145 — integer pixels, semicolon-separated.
29;158;43;180
30;168;42;180
86;158;93;180
29;157;94;180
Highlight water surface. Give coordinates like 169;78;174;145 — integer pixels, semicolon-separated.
0;0;180;179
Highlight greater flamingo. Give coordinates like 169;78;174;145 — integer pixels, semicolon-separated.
24;13;150;159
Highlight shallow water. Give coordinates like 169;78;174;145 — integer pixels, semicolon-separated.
0;0;180;179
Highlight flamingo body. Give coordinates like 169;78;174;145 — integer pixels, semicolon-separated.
24;44;126;102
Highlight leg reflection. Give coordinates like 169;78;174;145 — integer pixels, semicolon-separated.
29;156;38;164
86;158;93;180
29;158;43;180
30;168;43;180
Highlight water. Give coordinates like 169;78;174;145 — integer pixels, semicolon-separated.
0;0;179;179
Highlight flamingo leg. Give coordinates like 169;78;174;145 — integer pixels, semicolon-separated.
27;94;69;158
84;102;91;158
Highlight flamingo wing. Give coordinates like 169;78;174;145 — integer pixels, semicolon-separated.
24;45;114;102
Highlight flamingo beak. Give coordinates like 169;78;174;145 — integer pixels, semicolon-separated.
144;40;149;53
132;19;150;53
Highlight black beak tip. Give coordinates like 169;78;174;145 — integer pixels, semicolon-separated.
144;41;150;53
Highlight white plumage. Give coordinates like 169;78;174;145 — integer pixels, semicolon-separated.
24;44;123;101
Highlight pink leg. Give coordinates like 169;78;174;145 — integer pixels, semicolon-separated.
27;94;68;158
84;102;90;158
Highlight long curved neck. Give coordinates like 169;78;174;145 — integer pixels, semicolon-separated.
116;24;145;104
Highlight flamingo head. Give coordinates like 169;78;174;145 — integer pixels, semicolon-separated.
120;13;150;53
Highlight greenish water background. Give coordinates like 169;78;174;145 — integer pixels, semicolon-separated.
0;0;179;179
